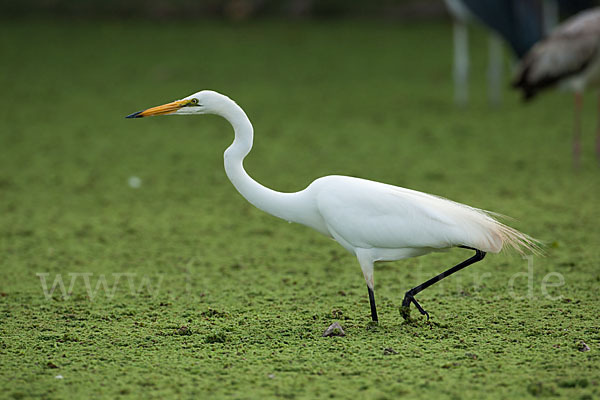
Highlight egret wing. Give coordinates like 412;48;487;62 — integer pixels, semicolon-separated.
314;176;504;252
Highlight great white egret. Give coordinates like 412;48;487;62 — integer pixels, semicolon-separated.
513;7;600;168
126;90;538;322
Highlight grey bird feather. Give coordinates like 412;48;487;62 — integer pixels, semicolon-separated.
513;7;600;99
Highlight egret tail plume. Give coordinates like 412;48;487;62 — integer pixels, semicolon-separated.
383;183;541;256
489;216;542;256
451;203;541;255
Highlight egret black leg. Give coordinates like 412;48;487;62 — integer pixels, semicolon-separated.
400;247;486;320
368;286;378;323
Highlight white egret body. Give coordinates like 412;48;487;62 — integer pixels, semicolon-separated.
127;90;537;322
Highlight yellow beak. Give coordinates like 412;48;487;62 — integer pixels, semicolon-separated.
126;99;192;118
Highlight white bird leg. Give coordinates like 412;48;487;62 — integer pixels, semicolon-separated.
357;251;378;322
453;20;469;107
596;91;600;164
400;247;486;321
488;33;503;107
542;0;559;35
574;92;583;169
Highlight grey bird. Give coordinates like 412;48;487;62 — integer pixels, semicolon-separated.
513;7;600;167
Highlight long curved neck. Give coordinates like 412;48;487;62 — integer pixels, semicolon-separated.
219;98;303;222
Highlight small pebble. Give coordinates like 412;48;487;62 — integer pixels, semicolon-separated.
322;322;345;337
577;341;591;352
383;348;398;355
177;326;192;336
128;176;142;189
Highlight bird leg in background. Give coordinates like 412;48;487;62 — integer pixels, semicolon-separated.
400;248;486;321
367;286;378;323
542;0;559;35
453;20;469;107
574;92;583;169
596;91;600;163
487;33;503;107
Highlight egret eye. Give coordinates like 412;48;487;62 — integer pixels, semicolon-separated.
190;98;199;105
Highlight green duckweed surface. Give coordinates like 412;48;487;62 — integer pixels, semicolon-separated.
1;19;599;399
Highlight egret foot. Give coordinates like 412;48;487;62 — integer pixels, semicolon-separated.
401;293;430;321
400;248;485;321
366;320;379;331
399;305;411;320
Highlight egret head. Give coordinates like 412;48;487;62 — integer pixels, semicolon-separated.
126;90;229;119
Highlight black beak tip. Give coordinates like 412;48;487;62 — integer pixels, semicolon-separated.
125;110;144;119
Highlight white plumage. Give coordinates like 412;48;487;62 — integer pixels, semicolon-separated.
306;175;522;254
127;90;537;322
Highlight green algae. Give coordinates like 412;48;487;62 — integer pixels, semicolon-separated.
1;19;599;399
